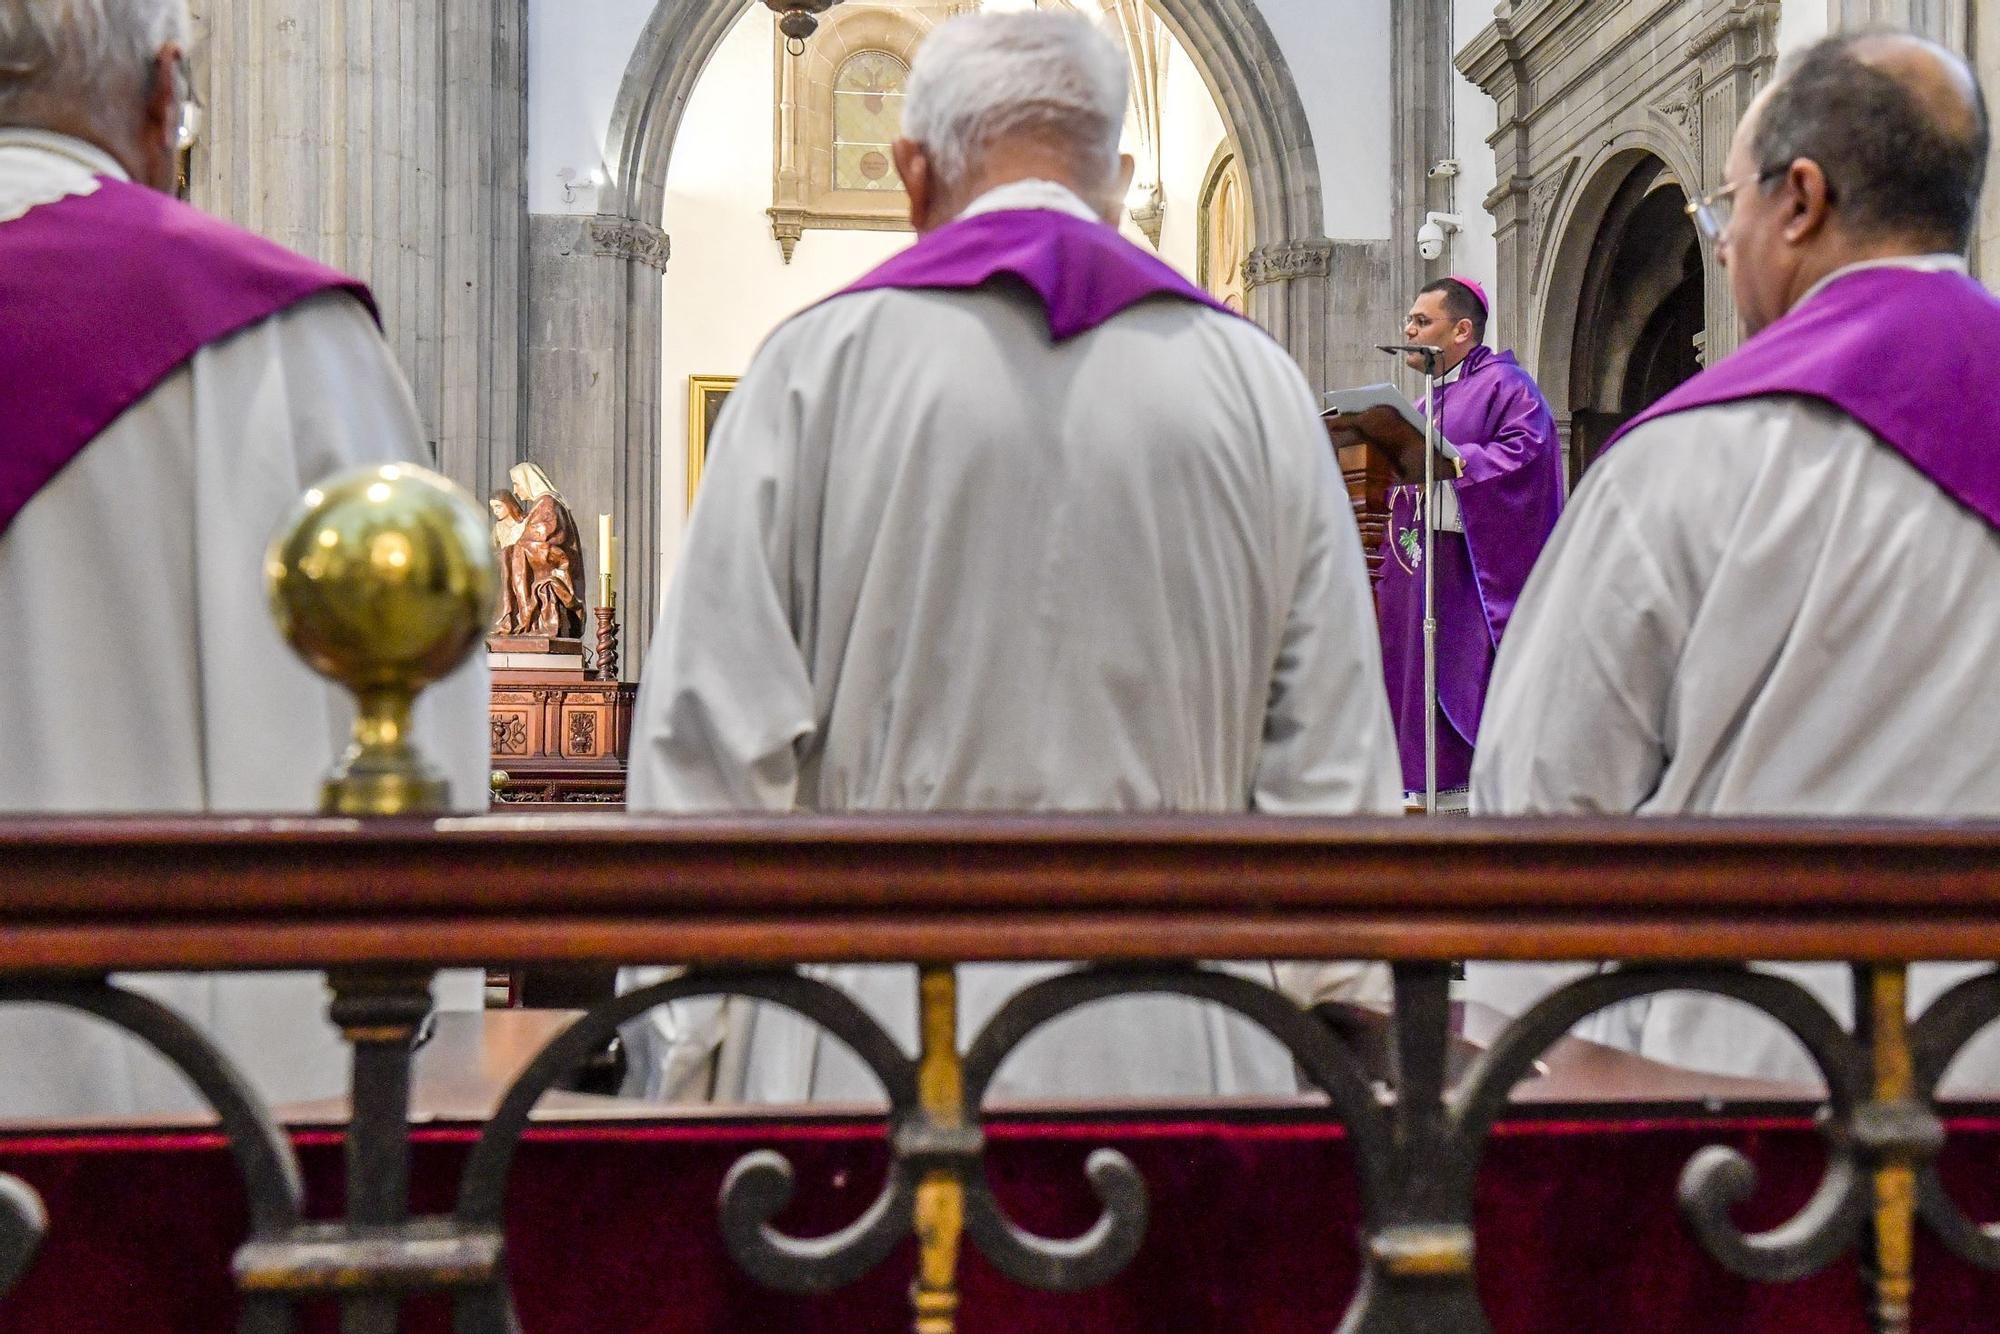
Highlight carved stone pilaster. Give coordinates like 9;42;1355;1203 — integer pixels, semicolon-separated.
1689;0;1780;365
1243;239;1334;291
588;215;672;273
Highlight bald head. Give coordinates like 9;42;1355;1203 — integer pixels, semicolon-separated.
1747;30;1987;251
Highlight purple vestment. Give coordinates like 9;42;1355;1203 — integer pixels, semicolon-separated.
1375;344;1564;792
1610;264;2000;529
832;207;1239;339
0;177;375;537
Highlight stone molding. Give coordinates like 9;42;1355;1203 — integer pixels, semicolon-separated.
1651;72;1703;151
1687;0;1779;65
1528;158;1578;285
587;215;671;272
1243;240;1334;291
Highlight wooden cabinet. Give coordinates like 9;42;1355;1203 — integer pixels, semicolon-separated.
489;669;637;806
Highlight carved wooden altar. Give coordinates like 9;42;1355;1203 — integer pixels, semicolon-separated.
489;669;637;806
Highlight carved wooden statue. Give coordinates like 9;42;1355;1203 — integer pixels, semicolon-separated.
488;463;585;640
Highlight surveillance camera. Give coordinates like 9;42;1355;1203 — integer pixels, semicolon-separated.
1427;158;1461;179
1416;211;1463;262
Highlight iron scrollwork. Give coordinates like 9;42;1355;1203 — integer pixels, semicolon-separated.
0;980;306;1334
3;959;2000;1331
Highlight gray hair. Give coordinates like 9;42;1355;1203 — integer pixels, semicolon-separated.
1752;32;1989;250
0;0;190;129
902;10;1128;199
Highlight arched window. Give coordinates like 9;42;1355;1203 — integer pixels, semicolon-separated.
831;51;908;193
1199;150;1250;314
771;4;955;262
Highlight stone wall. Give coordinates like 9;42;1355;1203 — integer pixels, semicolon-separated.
189;0;529;501
1458;0;1781;437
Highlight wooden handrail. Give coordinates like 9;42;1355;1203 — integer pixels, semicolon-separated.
2;814;1999;970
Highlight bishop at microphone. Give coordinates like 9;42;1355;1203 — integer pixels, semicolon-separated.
1327;277;1564;809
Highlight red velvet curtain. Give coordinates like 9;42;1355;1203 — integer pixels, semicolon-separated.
0;1114;1994;1331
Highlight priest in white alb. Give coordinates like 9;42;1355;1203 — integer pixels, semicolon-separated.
0;0;489;1118
1469;32;2000;1084
621;10;1400;1103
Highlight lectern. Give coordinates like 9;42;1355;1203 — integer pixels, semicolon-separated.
1324;416;1396;583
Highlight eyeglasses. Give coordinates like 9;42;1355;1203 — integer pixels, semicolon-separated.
171;54;202;153
1684;168;1784;242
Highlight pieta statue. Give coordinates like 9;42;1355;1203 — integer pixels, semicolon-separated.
488;463;585;640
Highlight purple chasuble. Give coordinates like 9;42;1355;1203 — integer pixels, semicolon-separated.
831;207;1239;339
1374;344;1564;792
1609;264;2000;530
0;177;377;537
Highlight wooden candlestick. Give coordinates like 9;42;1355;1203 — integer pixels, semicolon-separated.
593;604;620;683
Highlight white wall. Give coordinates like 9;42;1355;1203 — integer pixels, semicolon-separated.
1777;0;1834;57
1152;31;1232;275
528;0;659;214
1253;0;1392;237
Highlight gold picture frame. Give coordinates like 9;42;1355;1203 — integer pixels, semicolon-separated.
687;375;738;512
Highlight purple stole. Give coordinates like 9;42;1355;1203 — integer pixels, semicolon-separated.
1609;264;2000;530
1373;345;1566;792
0;176;376;537
828;207;1239;339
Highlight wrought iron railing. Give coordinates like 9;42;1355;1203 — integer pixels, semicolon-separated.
0;815;1997;1333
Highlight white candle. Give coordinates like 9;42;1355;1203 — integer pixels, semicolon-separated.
597;513;615;603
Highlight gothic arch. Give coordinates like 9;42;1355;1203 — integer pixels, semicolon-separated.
589;0;1326;645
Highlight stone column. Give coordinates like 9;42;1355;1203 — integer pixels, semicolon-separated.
1836;0;1967;48
521;215;669;656
1390;0;1456;327
1977;0;2000;282
187;0;527;501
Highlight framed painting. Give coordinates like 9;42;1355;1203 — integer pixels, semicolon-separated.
686;375;738;512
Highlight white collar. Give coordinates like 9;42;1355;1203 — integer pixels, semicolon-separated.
0;128;128;225
955;178;1104;225
1800;251;1966;305
0;128;128;181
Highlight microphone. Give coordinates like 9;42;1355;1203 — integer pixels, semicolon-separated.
1378;343;1441;374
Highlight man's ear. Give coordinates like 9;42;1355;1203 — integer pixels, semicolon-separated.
137;45;183;192
894;140;934;232
1781;158;1834;244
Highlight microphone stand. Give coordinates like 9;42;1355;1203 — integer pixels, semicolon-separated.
1417;348;1441;816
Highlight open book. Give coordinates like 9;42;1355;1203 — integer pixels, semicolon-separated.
1322;383;1464;532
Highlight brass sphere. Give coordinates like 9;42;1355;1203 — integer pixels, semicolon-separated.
265;463;497;697
266;464;497;815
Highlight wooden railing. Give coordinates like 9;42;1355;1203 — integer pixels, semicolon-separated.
1;813;1998;1334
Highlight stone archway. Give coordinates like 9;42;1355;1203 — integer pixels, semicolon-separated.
1564;155;1706;475
554;0;1334;653
1531;135;1714;484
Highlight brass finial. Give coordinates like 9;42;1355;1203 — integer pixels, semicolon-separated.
266;464;498;816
